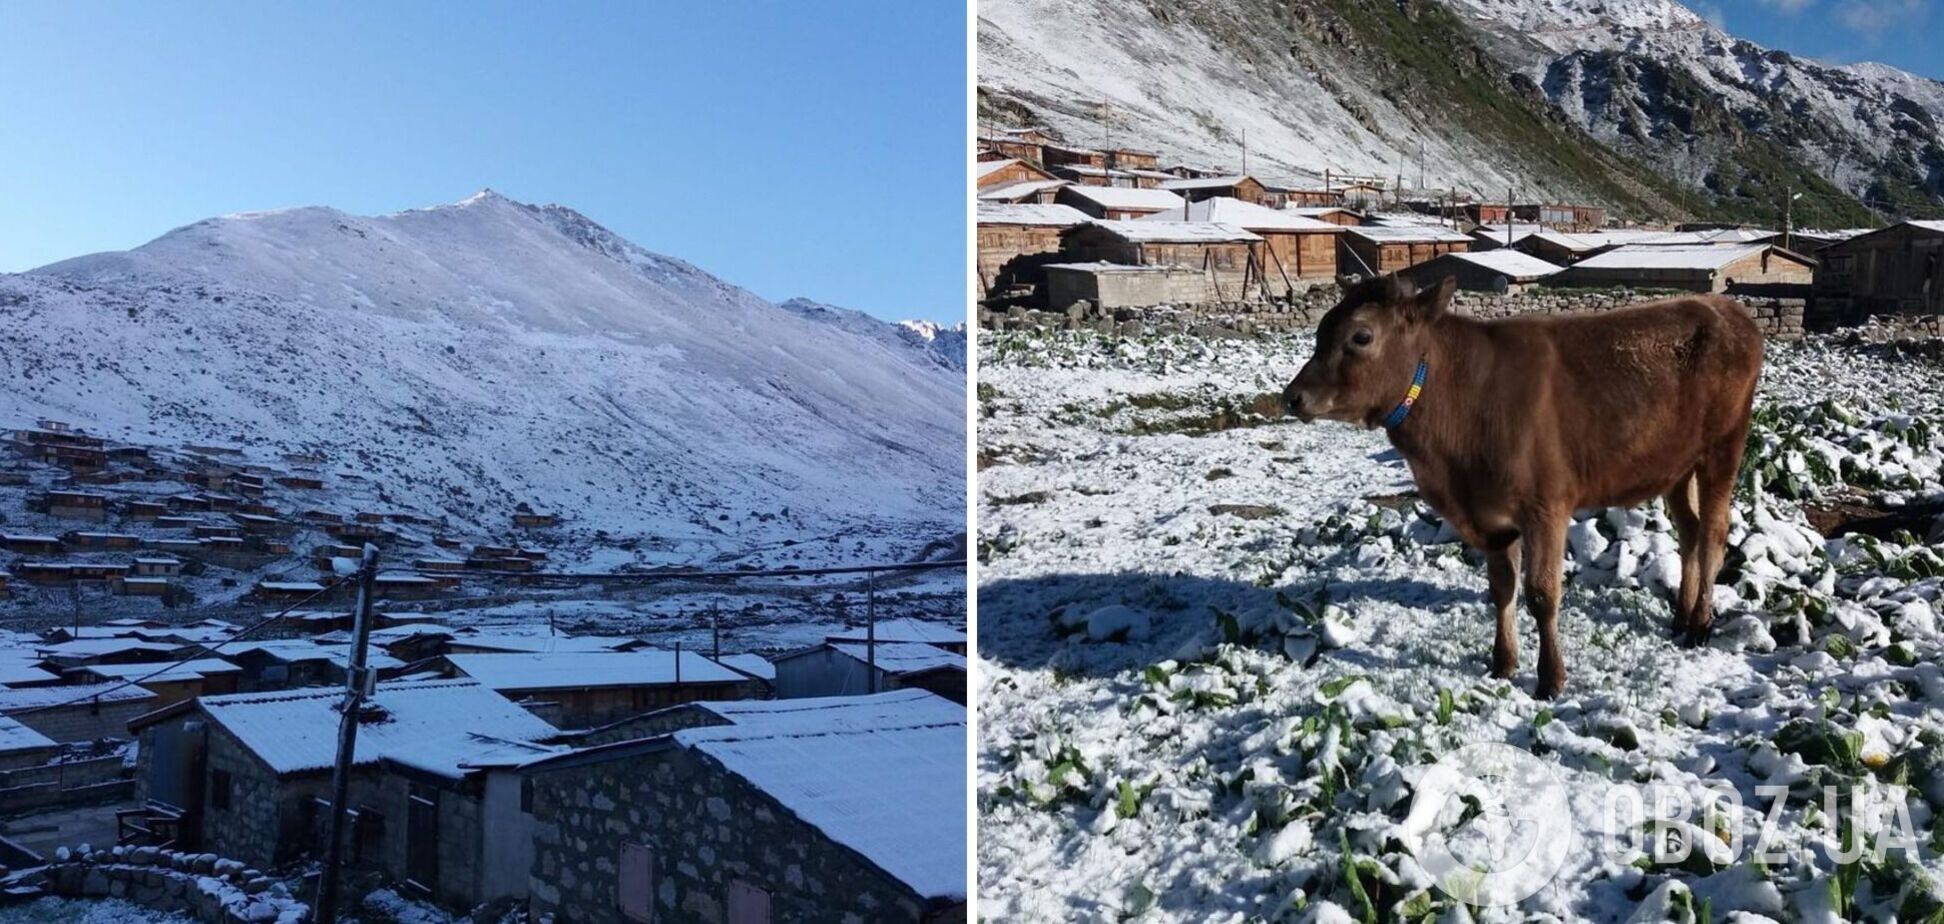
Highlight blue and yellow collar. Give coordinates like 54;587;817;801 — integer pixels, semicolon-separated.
1382;359;1427;429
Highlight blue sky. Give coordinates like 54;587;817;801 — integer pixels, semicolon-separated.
0;2;967;322
1693;0;1940;79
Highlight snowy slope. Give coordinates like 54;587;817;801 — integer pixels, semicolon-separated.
0;191;964;562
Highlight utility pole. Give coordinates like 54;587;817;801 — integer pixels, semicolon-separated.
1784;184;1794;252
865;570;878;695
313;544;378;924
1507;182;1515;250
711;605;721;660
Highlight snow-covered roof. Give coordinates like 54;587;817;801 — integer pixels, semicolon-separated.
1570;243;1776;271
1906;220;1944;234
697;688;960;729
0;681;156;712
1471;223;1546;244
222;640;405;669
826;618;967;647
976;202;1090;227
1136;197;1342;232
1059;186;1186;211
256;581;326;592
0;534;60;543
1159;175;1253;191
1084;220;1261;243
1288;207;1356;217
36;638;179;657
977;159;1023;180
444;631;638;654
1525;229;1662;253
1344;225;1475;244
0;663;59;686
1632;228;1779;246
0;714;56;754
189;679;558;777
80;658;242;682
830;642;966;675
715;653;775;681
446;651;747;691
976;179;1070;202
1439;250;1563;280
673;691;965;899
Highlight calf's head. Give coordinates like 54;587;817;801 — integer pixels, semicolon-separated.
1284;274;1454;428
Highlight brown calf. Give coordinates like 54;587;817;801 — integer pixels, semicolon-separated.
1284;276;1763;698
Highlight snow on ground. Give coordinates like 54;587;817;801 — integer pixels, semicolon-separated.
0;898;193;923
977;328;1944;922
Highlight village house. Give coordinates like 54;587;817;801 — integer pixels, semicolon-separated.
519;690;965;923
0;681;157;742
1159;174;1268;205
1551;243;1817;294
1633;228;1780;246
1397;250;1563;294
232;513;295;538
512;512;558;528
1461;202;1514;225
117;575;172;597
60;530;140;550
773;643;966;704
1333;182;1387;210
976;177;1070;204
977;125;1055;163
976;202;1091;301
1054;184;1186;220
1513;228;1662;264
1;533;65;555
1049;163;1162;189
123;500;169;522
1270;187;1346;209
0;715;60;772
1041;142;1106;171
44;490;107;521
1288;206;1362;227
127;679;562;910
440;631;639;656
195;524;242;540
1339;225;1474;276
976;157;1059;192
274;474;326;490
1469;223;1547;251
253;579;329;604
1142;197;1344;294
826;618;968;655
1811;220;1944;328
14;562;131;586
439;651;759;728
374;572;453;600
154;514;202;529
222;640;407;692
1058;220;1261;301
412;557;467;573
132;556;183;578
70;658;242;707
35;637;180;670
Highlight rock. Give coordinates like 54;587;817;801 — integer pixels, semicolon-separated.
1209;503;1283;520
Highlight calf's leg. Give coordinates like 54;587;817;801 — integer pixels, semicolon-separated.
1521;512;1569;699
1484;538;1521;679
1663;471;1703;638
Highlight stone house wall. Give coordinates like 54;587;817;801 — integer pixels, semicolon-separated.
38;844;304;924
527;745;952;923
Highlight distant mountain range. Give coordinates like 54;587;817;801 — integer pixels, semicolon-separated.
979;0;1944;226
0;190;965;564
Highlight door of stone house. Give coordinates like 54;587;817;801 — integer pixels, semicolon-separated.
727;880;771;924
406;785;439;893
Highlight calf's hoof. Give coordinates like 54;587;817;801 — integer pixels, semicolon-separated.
1535;670;1566;700
1489;655;1517;681
1679;621;1714;649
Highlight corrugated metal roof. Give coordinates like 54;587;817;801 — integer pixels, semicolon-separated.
1570;243;1773;270
0;714;56;754
1059;186;1187;211
976;202;1090;227
1345;225;1475;244
1444;250;1563;279
825;618;966;647
829;642;965;675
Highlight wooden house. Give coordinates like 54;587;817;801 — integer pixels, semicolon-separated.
1462;203;1514;225
252;580;330;603
976;202;1092;300
132;556;183;577
772;643;966;704
71;658;241;706
194;524;242;540
61;530;140;550
825;618;969;656
440;651;759;729
976;157;1058;191
1513;229;1662;265
275;474;326;490
1810;220;1944;328
1059;220;1263;301
1055;185;1187;220
1512;203;1577;227
1289;206;1363;227
977;126;1054;163
1041;143;1106;170
513;512;559;528
1160;175;1268;205
1551;243;1816;294
1276;188;1346;209
1140;197;1343;295
1;533;64;555
977;177;1070;204
1339;226;1474;275
1049;164;1158;188
1397;250;1562;295
44;490;107;522
124;500;169;522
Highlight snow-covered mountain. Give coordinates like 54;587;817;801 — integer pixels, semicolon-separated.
978;0;1944;223
779;297;966;371
0;190;964;564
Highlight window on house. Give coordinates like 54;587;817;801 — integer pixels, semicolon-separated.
618;842;655;922
353;808;384;866
210;769;231;811
727;880;771;924
519;777;534;814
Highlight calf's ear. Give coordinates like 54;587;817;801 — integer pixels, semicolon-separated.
1409;276;1456;321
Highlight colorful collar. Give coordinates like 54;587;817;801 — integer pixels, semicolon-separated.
1382;359;1427;429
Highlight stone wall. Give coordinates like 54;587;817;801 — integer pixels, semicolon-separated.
8;699;156;743
527;745;947;923
36;843;305;924
980;287;1810;342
